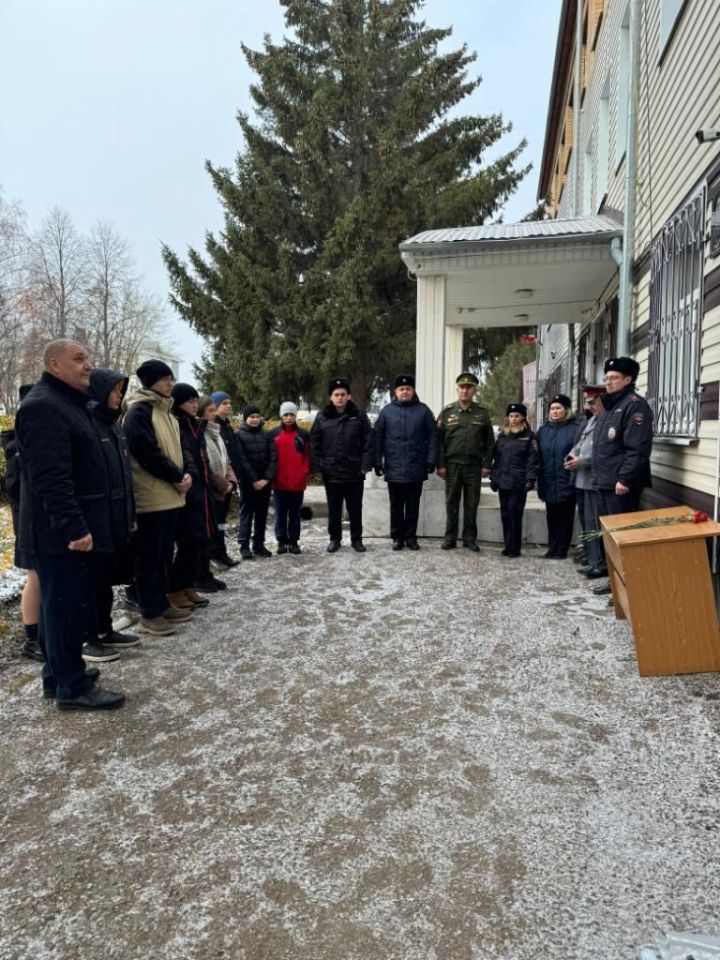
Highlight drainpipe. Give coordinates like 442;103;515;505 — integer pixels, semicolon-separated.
567;0;582;397
617;0;642;357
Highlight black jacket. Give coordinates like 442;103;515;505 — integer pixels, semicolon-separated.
536;418;577;503
15;372;113;554
89;369;135;538
173;409;215;539
0;428;21;509
216;414;243;481
235;421;277;484
490;426;540;492
373;394;438;483
310;400;373;483
591;384;653;491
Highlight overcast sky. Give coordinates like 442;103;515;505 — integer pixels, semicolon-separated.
1;0;562;381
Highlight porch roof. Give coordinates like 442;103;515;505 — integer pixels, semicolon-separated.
399;215;622;328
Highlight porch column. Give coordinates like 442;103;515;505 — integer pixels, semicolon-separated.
415;275;446;416
443;324;464;407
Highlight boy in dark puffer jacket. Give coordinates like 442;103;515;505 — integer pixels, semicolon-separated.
235;405;277;558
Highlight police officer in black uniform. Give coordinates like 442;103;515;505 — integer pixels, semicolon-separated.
590;356;653;594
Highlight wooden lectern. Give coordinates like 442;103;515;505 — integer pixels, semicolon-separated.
601;505;720;676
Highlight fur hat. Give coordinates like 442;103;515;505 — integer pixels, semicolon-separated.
394;374;415;388
328;377;351;394
549;394;572;409
604;357;639;380
506;402;527;418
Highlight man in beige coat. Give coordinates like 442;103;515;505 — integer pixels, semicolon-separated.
124;360;193;636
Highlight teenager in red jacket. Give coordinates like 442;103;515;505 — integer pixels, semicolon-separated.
269;402;311;554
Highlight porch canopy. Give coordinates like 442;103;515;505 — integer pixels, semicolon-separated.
399;214;622;413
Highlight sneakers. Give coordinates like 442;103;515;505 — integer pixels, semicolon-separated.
162;605;193;622
253;544;272;558
184;589;210;607
43;668;100;700
99;631;141;649
82;642;121;663
138;616;177;636
288;543;302;555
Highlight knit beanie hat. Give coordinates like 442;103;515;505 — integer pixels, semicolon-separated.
137;359;174;389
243;404;261;421
280;401;298;417
210;390;231;404
171;383;200;406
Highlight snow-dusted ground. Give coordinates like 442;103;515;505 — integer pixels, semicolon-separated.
1;522;720;960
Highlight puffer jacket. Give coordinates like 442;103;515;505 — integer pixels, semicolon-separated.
269;423;311;491
490;426;540;492
235;420;277;484
373;394;437;483
89;369;135;538
536;417;577;503
310;400;372;483
0;428;21;509
15;372;114;554
123;387;186;514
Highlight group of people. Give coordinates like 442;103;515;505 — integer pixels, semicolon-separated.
2;338;653;712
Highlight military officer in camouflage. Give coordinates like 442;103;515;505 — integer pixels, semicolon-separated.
437;372;495;551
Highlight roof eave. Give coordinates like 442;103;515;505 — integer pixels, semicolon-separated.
399;229;623;259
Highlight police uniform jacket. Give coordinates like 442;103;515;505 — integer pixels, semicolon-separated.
436;401;494;469
310;400;372;483
15;372;114;554
490;426;540;492
373;394;437;483
591;384;653;491
536;418;577;503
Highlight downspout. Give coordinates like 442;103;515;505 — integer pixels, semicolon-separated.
567;0;583;397
617;0;642;356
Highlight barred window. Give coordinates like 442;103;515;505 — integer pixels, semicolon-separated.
648;188;705;439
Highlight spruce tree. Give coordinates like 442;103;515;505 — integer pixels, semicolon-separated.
163;0;528;408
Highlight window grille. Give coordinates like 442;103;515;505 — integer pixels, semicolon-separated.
648;187;705;438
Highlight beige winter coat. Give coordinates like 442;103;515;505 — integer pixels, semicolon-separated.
124;388;185;514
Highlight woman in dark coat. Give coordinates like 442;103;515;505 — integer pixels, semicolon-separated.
536;393;578;559
490;403;540;558
373;375;437;550
169;383;216;605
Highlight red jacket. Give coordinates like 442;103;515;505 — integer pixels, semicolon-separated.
270;425;311;491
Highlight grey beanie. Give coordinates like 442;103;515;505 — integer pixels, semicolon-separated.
280;401;298;417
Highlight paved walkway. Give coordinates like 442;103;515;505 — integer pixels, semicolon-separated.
1;527;720;960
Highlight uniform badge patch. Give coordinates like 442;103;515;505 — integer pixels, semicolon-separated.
633;413;645;425
607;427;617;440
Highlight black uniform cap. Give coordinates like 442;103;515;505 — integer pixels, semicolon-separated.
506;402;527;417
328;377;351;394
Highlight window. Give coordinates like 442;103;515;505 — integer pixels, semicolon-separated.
616;5;630;165
583;144;593;215
659;0;685;55
648;189;706;438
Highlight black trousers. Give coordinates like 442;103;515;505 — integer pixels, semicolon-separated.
325;479;364;542
210;492;232;560
596;487;642;517
238;484;272;546
171;537;206;592
545;496;576;558
274;490;304;544
134;510;178;619
499;489;527;556
387;482;423;541
36;552;99;699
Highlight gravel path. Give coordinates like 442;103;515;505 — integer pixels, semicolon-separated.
1;526;720;960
